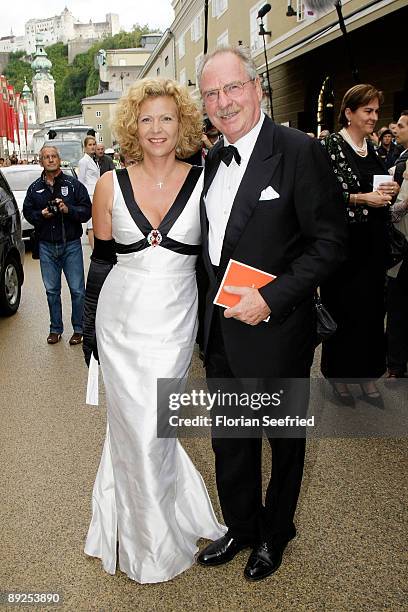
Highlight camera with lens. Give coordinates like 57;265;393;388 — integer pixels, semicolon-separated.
47;199;60;215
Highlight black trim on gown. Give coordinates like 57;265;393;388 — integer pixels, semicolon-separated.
115;167;202;256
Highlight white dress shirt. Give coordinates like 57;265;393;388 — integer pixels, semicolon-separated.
77;153;100;197
206;112;265;265
78;153;100;230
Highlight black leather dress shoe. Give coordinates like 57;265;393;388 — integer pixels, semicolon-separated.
197;535;249;566
244;542;285;581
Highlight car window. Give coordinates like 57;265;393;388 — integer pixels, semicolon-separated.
51;141;83;165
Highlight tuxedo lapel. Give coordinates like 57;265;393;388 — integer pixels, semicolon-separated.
219;119;281;271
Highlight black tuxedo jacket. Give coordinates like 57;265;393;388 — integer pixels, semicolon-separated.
200;116;347;378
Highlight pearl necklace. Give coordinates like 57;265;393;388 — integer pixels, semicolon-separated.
339;128;368;157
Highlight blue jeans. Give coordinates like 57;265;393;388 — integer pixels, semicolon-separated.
39;239;85;334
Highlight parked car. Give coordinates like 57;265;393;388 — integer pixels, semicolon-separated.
0;164;78;241
0;172;25;316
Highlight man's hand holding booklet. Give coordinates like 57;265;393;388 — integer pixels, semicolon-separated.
213;259;276;325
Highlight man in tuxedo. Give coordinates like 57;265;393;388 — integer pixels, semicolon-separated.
196;46;347;580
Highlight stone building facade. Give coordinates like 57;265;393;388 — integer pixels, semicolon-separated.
140;0;407;132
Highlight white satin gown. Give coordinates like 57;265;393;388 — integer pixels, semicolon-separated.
84;167;225;583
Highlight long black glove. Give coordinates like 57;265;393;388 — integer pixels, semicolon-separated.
83;237;117;367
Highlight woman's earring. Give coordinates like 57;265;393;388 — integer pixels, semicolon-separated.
348;120;351;126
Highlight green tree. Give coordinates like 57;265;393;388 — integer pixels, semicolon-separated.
86;70;100;98
3;52;34;93
46;43;70;117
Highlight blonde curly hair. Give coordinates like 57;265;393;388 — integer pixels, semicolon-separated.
111;78;203;161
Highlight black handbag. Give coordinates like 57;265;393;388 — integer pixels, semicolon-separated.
314;294;337;344
386;221;408;269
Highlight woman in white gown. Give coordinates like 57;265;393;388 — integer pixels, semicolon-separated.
82;78;225;584
77;136;100;248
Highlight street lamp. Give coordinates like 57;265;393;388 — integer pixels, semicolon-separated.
261;73;271;113
204;0;209;54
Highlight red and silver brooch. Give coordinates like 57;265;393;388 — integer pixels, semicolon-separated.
147;229;163;247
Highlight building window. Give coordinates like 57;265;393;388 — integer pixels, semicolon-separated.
250;2;268;52
296;0;305;22
44;95;49;104
191;12;203;42
165;55;169;67
99;136;103;143
157;67;160;76
217;30;229;47
177;34;185;59
195;53;203;83
212;0;228;19
96;111;101;117
97;124;102;130
179;68;186;87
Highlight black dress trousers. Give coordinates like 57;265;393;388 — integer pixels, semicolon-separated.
205;308;305;548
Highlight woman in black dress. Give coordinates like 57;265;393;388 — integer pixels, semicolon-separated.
320;84;400;406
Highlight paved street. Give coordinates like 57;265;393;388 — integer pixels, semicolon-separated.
1;246;407;611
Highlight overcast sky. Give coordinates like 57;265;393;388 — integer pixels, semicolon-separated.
1;1;174;37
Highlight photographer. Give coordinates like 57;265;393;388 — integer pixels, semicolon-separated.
202;118;220;164
23;145;92;345
184;118;220;166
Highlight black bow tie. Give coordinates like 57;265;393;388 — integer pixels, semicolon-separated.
218;145;241;166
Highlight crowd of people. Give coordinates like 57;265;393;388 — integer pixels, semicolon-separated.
12;43;408;586
291;94;408;404
320;85;401;405
0;155;33;166
0;144;123;168
320;99;408;401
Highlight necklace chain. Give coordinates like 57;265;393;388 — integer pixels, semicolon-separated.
140;166;173;190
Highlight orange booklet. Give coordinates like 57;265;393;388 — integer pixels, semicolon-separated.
213;259;276;321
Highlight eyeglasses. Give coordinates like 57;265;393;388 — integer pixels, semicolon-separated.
202;79;255;104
